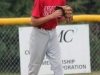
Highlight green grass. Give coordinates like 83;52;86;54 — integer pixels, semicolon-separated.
0;74;20;75
65;71;100;75
0;72;100;75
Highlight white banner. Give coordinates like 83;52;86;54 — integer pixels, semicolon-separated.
18;24;91;75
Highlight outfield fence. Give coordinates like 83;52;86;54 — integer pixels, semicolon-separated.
0;15;100;75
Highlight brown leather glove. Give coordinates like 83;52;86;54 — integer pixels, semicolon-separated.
55;5;73;22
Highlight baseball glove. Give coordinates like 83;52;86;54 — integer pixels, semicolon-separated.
55;5;73;22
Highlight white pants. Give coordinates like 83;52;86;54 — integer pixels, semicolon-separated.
28;27;64;75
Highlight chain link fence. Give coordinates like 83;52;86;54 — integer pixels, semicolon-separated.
0;23;100;75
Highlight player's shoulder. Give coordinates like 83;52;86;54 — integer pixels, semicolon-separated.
34;0;43;2
34;0;43;4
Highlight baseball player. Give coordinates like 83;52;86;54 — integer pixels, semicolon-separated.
28;0;73;75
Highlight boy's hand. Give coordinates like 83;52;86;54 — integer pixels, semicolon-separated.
50;10;63;19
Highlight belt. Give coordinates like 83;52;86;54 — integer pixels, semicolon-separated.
36;27;55;30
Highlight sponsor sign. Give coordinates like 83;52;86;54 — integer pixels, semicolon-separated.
18;24;91;75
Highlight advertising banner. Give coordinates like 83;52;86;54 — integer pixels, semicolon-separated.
18;24;91;75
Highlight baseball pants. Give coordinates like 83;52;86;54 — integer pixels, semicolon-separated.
28;27;64;75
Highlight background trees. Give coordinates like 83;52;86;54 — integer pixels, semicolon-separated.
0;0;33;18
0;0;100;18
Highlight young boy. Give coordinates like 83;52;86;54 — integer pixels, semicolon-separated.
28;0;68;75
